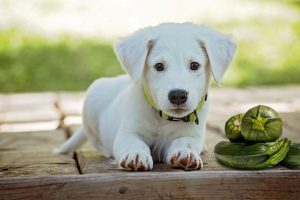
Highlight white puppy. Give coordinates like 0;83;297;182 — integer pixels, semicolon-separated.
58;23;236;171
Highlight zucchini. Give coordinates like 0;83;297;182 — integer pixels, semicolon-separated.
225;113;244;142
214;138;291;169
241;105;282;142
281;143;300;169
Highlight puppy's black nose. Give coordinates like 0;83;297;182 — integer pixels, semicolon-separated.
168;89;188;105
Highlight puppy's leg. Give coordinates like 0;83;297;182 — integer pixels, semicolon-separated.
165;136;203;170
113;132;153;171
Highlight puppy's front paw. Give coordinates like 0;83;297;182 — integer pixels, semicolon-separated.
119;151;153;171
167;149;203;170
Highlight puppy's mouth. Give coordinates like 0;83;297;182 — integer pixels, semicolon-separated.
166;107;191;118
172;108;188;113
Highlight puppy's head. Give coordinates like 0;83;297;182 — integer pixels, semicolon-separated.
115;23;236;118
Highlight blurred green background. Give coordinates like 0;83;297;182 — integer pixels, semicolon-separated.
0;0;300;92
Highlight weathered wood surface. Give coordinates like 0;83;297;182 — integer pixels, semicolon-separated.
56;92;85;116
0;86;299;199
0;93;60;132
0;130;79;177
0;105;59;124
0;121;60;133
1;171;300;200
0;93;57;111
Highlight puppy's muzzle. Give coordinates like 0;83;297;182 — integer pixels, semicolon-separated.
168;89;188;105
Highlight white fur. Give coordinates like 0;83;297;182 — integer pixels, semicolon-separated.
57;23;236;171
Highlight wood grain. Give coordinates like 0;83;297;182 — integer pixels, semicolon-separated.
0;129;79;177
0;152;78;177
281;112;300;141
0;93;57;112
1;171;300;200
0;129;66;152
202;130;231;171
0;121;59;133
0;92;60;132
209;86;300;118
0;89;299;199
57;92;85;116
0;105;59;124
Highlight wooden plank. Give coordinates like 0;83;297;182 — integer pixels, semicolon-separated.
210;85;300;104
0;129;79;177
0;171;300;200
0;129;67;152
63;116;82;127
0;105;59;124
0;92;60;132
0;93;57;112
247;85;300;101
201;130;231;171
57;92;85;116
281;113;300;142
209;86;300;116
281;112;300;132
0;121;59;133
68;125;123;173
76;151;185;173
207;115;227;136
0;152;78;177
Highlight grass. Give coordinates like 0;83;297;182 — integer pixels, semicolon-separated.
0;29;123;92
223;22;300;87
219;1;300;87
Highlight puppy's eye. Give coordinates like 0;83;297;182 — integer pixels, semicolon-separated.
190;62;200;71
154;63;165;72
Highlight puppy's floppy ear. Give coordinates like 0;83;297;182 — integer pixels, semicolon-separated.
197;26;236;84
114;29;154;82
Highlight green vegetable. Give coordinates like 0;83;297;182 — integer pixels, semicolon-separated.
281;143;300;169
241;105;282;142
225;113;244;142
214;138;290;169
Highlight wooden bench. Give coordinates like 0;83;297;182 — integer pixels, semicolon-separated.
1;86;300;199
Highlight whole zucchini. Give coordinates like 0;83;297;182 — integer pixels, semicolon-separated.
241;105;282;142
225;113;244;142
214;138;290;169
281;143;300;169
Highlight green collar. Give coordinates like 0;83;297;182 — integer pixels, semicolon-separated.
143;85;207;125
